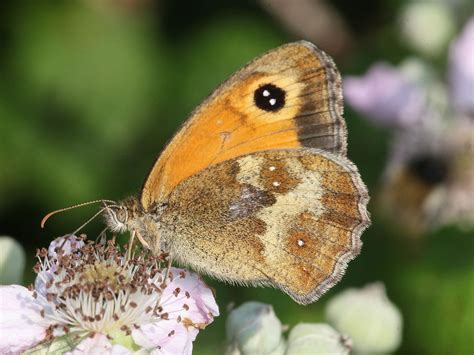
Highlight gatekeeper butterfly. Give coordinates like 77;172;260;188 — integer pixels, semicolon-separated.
86;41;369;304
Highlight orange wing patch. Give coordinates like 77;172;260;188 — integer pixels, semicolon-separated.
141;41;346;209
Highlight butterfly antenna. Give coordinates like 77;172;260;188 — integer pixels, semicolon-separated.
41;199;116;228
71;207;108;235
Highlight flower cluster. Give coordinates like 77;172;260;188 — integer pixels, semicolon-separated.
344;18;474;234
0;235;219;354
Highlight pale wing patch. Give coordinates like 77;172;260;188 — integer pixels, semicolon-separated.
236;155;266;189
235;154;325;264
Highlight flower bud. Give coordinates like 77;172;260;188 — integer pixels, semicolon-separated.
399;2;455;56
286;323;351;355
0;236;25;285
325;283;402;354
226;302;284;355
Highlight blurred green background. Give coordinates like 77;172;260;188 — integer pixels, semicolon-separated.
0;1;472;354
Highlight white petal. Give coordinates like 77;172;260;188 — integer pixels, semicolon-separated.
0;285;48;353
68;333;132;355
133;321;197;355
36;235;85;297
129;268;218;353
449;18;474;113
47;235;84;259
110;344;133;355
158;268;219;326
133;268;218;354
34;269;54;298
344;63;426;128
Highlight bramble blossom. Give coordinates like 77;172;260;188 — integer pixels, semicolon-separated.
0;235;219;354
343;18;474;233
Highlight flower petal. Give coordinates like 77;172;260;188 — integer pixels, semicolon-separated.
0;285;48;353
344;63;426;128
133;321;197;355
158;268;219;326
132;268;218;354
47;235;85;259
68;333;132;355
449;18;474;114
35;235;85;297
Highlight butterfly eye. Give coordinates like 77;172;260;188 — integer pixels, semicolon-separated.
116;208;128;223
254;83;286;112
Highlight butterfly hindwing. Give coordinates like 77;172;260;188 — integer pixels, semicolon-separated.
158;149;369;304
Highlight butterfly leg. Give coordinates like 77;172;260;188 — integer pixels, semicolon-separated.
97;227;109;244
164;253;173;281
135;230;151;250
126;230;136;260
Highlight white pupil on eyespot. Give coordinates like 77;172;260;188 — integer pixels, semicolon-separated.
298;239;305;247
263;90;270;97
269;98;276;106
273;181;280;187
269;166;276;171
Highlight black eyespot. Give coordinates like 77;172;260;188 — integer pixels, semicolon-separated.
254;84;286;112
407;155;449;185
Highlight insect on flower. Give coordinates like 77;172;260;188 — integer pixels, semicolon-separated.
0;235;219;354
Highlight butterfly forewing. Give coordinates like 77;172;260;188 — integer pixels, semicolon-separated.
158;149;369;304
141;41;346;208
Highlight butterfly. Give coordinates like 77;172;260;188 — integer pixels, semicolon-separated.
105;41;370;305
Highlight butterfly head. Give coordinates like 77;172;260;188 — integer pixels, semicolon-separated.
104;197;142;234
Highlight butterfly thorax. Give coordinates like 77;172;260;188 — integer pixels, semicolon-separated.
105;196;167;254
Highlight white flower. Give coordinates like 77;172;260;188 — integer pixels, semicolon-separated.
344;61;429;128
345;17;474;128
0;235;219;354
449;18;474;114
345;18;474;233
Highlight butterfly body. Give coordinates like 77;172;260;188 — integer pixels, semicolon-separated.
106;41;370;305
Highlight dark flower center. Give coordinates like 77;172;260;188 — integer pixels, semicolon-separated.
407;155;449;185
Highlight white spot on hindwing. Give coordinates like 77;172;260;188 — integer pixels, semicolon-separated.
298;239;305;247
272;181;280;187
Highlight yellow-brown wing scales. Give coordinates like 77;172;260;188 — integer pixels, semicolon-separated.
141;41;346;208
159;149;369;304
